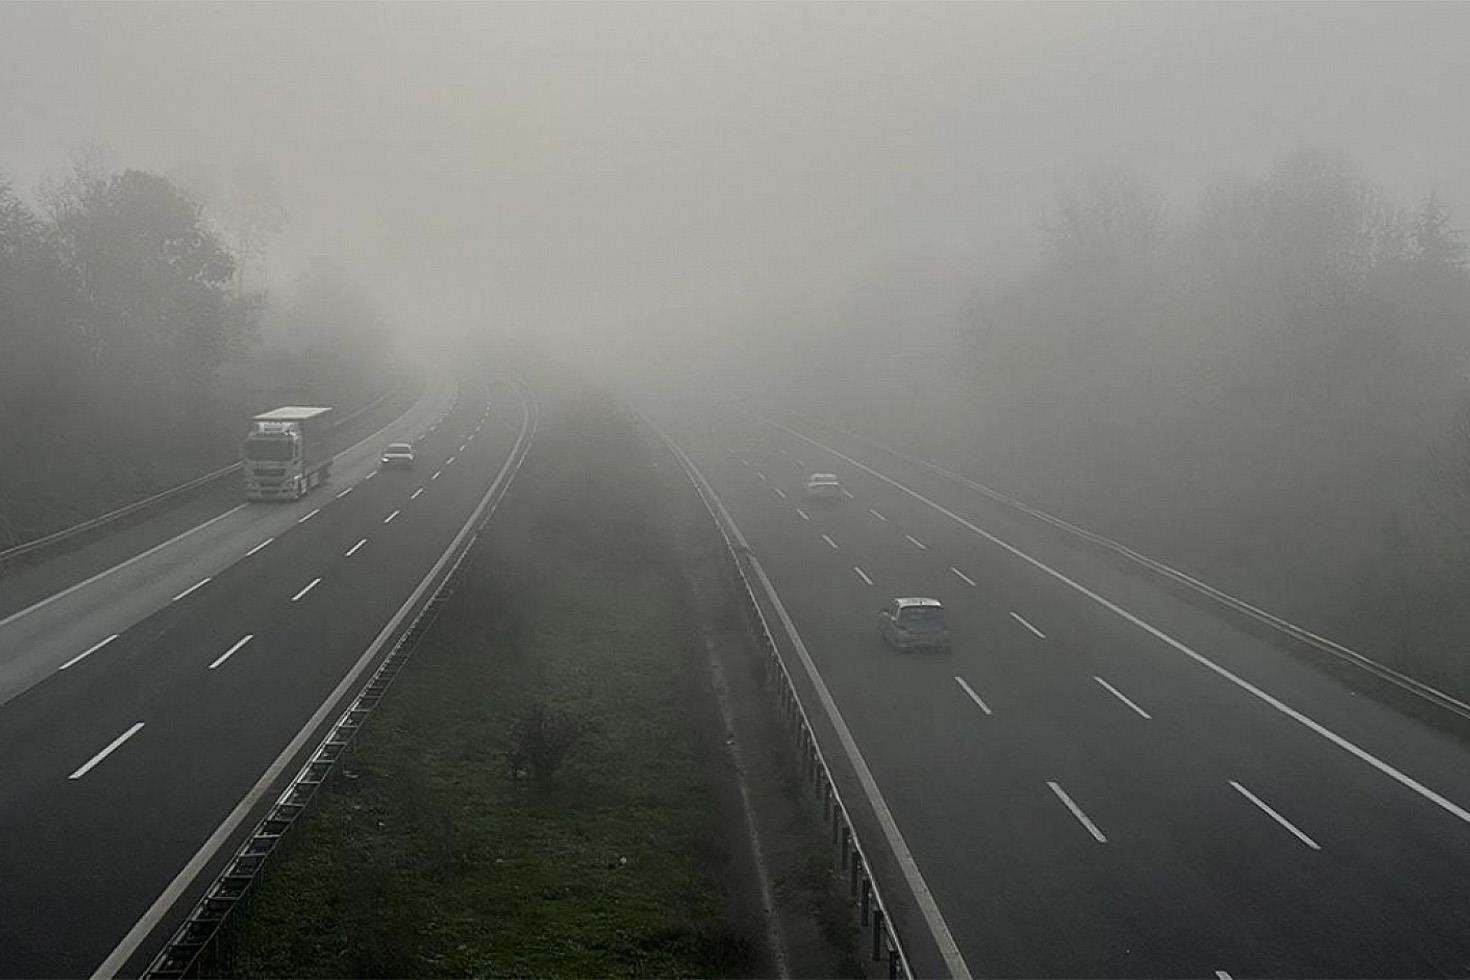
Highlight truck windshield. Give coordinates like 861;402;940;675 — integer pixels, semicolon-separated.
245;437;294;462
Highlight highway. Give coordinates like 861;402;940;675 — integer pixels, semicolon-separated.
0;367;533;978
660;406;1470;979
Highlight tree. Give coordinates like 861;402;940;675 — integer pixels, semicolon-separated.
43;162;245;452
1411;190;1467;275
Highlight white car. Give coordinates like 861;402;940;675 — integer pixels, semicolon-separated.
804;473;844;500
380;442;415;468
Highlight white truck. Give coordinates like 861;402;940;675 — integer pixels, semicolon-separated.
242;406;335;501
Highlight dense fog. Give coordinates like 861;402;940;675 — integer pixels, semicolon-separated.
5;2;1470;684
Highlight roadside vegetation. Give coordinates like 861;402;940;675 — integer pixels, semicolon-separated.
777;148;1470;694
213;387;857;977
0;161;394;549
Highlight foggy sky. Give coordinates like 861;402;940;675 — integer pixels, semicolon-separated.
3;2;1468;373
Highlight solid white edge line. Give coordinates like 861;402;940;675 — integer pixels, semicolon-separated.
68;722;145;780
0;506;245;630
91;380;536;980
60;634;119;671
853;565;874;586
1230;780;1321;850
869;508;887;522
296;508;319;524
905;534;928;550
2;375;449;633
949;566;975;586
953;676;992;715
244;537;273;557
795;508;809;521
383;510;400;524
1009;611;1046;639
170;577;211;602
345;539;368;557
289;577;321;602
1093;676;1153;720
821;534;839;550
1047;781;1107;843
659;432;970;980
208;635;253;671
768;418;1470;830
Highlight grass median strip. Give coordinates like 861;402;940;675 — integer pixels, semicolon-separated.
216;392;769;978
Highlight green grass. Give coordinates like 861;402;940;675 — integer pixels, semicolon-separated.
215;393;757;978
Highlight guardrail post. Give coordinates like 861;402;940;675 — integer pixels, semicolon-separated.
841;827;851;870
861;876;872;925
889;944;901;978
872;908;885;961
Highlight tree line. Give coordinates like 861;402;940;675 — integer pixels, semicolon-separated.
783;148;1470;690
0;158;394;547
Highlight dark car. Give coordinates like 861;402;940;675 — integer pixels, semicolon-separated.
380;442;415;468
878;597;952;651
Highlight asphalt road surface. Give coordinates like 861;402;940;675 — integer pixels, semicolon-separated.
0;366;532;978
660;406;1470;979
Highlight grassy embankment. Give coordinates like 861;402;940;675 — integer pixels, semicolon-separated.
216;390;783;977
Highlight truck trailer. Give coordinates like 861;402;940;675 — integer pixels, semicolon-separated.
242;406;335;500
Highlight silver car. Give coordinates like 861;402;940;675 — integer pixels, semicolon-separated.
878;597;952;651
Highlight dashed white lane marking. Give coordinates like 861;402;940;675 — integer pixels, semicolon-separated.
364;471;377;480
868;508;887;522
410;488;424;500
756;470;768;482
60;634;119;671
68;722;145;780
297;508;320;524
1216;972;1234;980
821;534;839;550
432;469;442;480
794;458;806;467
841;488;854;499
774;424;1470;830
1048;781;1107;843
245;537;273;557
740;458;751;467
778;446;789;455
467;434;475;443
1094;676;1153;719
345;538;368;557
171;577;211;602
795;508;809;521
383;510;400;524
1011;611;1046;638
290;577;322;602
336;486;353;498
458;443;467;453
905;534;927;550
208;635;253;671
772;487;786;499
954;676;993;715
446;455;457;465
1230;780;1321;850
949;566;976;586
853;566;874;586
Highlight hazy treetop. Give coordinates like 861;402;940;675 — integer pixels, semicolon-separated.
2;2;1465;358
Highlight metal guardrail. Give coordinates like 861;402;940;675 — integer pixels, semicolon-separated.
653;423;913;980
0;383;406;567
141;379;529;978
790;414;1470;724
